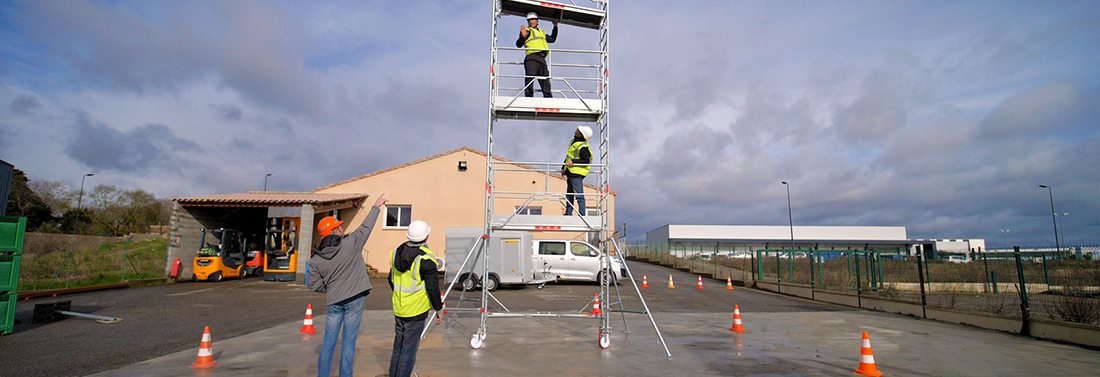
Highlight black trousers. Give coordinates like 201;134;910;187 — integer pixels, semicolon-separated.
524;54;552;98
389;315;426;377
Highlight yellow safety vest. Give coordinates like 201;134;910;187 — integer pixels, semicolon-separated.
524;27;549;55
390;246;439;318
566;140;591;176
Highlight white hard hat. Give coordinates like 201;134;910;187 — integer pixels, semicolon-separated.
406;220;431;242
526;12;538;20
577;126;593;140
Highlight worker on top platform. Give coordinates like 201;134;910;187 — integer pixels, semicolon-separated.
517;12;558;98
562;125;593;216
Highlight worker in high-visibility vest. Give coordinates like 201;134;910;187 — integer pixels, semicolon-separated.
562;125;593;216
516;12;558;97
387;220;443;377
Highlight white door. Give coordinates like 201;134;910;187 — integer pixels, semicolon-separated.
568;241;601;281
537;241;568;279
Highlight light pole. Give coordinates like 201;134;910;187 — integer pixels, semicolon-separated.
999;229;1010;249
1057;212;1068;249
264;173;272;191
1039;185;1060;253
77;173;94;211
781;181;794;249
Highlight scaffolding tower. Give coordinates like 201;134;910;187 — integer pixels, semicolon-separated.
423;0;670;357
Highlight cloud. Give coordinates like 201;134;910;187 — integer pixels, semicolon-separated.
211;103;242;121
9;94;41;114
17;1;321;115
63;113;199;173
977;81;1097;140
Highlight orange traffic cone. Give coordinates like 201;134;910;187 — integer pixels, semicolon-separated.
191;326;218;368
696;275;705;289
591;293;602;315
853;332;883;377
726;276;735;290
668;274;675;289
641;274;649;288
299;304;317;334
729;305;746;332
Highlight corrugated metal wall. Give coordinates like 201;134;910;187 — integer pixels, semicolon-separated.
0;159;13;216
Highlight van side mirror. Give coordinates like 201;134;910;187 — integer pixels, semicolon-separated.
589;250;599;257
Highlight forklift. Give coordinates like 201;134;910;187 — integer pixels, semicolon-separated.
263;217;300;282
193;228;248;282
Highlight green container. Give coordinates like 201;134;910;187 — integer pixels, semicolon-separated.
0;254;20;292
0;292;14;335
0;216;27;254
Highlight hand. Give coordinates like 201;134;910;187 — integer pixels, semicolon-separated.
566;160;573;167
520;25;528;38
373;193;388;208
435;313;443;325
553;21;558;27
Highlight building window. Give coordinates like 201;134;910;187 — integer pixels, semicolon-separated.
386;205;412;228
515;206;542;215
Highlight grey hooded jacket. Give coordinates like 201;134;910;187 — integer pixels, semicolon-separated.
307;206;379;306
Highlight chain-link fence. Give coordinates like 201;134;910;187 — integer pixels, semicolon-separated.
622;242;1099;327
19;234;168;290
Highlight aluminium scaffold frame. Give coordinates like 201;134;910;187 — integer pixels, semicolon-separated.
420;0;671;359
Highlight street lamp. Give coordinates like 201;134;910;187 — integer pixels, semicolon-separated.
77;173;94;211
999;229;1010;249
1057;212;1068;249
264;173;272;192
1039;185;1060;253
781;181;794;249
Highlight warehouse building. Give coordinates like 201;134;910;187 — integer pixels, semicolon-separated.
646;224;937;258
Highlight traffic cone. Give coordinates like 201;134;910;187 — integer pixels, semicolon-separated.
726;276;735;290
299;304;317;334
668;274;675;289
853;332;883;377
191;326;217;368
696;275;705;289
591;293;602;315
641;274;649;288
729;305;746;332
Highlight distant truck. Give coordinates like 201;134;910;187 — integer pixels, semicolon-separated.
445;228;625;291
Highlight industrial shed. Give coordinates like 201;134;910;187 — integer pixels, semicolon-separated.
645;224;936;258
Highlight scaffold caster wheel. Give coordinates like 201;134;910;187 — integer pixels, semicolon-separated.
599;333;610;349
537;283;545;290
470;333;485;349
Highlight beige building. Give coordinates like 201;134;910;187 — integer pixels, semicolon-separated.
314;147;615;273
168;147;615;278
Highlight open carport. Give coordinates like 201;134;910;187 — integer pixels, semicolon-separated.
166;192;367;280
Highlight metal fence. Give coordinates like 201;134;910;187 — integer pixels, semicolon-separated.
622;243;1100;326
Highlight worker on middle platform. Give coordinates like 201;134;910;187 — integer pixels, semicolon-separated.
562;125;593;216
517;12;558;97
388;220;443;377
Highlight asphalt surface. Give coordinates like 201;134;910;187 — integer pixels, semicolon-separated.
0;260;840;376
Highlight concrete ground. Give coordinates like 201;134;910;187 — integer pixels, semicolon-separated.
90;308;1100;377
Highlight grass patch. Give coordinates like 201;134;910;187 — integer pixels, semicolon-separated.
18;238;168;291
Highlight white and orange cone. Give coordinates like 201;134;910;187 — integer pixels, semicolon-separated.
729;305;746;332
191;326;218;368
668;274;675;289
853;332;883;377
726;276;735;290
591;293;602;315
299;304;317;334
696;275;705;290
641;274;649;288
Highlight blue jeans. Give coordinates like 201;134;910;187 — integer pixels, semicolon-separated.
565;176;586;216
318;295;365;377
389;315;427;377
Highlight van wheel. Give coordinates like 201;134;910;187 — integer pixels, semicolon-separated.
484;275;500;292
460;275;479;291
598;271;617;286
211;272;223;282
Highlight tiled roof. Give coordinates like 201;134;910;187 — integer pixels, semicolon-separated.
173;192;367;207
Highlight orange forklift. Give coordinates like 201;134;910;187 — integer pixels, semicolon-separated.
263;217;300;282
193;228;251;282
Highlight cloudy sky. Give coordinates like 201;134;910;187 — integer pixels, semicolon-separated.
1;0;1097;247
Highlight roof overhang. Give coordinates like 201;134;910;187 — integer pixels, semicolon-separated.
173;192;367;209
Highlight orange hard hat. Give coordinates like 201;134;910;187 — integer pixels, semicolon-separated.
317;216;344;237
